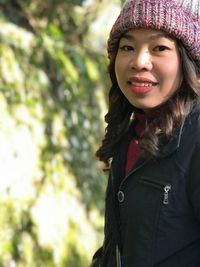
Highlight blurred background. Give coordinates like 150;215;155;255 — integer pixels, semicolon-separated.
0;0;123;266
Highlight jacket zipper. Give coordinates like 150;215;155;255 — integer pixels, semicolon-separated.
111;160;149;267
163;184;171;204
139;177;171;205
116;245;122;267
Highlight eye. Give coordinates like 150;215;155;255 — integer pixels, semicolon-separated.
153;45;169;52
119;45;134;52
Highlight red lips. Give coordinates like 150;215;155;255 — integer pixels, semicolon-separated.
127;76;158;94
128;76;157;84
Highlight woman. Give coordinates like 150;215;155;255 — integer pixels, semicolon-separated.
91;0;200;266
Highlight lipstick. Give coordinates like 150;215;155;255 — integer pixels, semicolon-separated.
128;76;158;94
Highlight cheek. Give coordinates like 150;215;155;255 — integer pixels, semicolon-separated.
158;57;181;82
115;56;122;77
115;55;128;78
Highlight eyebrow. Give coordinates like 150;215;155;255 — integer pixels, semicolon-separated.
121;32;175;41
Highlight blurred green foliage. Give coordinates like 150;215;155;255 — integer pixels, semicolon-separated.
0;0;116;266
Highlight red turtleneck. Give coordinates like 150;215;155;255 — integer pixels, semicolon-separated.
125;105;167;176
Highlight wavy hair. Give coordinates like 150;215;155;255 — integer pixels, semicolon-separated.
96;41;200;167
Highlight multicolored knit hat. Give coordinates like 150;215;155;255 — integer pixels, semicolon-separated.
107;0;200;71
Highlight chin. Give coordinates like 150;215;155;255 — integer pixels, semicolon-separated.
131;101;162;111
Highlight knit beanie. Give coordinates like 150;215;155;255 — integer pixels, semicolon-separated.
107;0;200;71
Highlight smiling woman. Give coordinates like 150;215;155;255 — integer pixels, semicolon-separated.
90;0;200;267
115;28;182;110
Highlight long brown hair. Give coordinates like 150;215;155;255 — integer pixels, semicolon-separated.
96;41;200;167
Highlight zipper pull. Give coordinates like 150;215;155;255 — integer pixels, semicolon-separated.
163;185;171;205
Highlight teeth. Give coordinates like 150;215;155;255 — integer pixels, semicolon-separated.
129;82;156;87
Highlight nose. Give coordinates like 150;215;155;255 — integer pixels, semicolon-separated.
129;50;152;71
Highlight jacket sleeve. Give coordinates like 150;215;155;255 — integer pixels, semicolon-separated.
90;173;116;267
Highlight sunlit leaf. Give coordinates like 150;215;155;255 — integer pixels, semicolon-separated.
85;58;99;81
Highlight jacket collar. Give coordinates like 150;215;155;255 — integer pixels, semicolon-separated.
157;119;185;158
158;104;200;158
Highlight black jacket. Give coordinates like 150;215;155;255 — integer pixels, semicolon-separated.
91;106;200;267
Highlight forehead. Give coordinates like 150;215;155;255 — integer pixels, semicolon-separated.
120;28;176;42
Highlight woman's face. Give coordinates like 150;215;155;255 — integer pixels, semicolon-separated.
115;28;182;111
